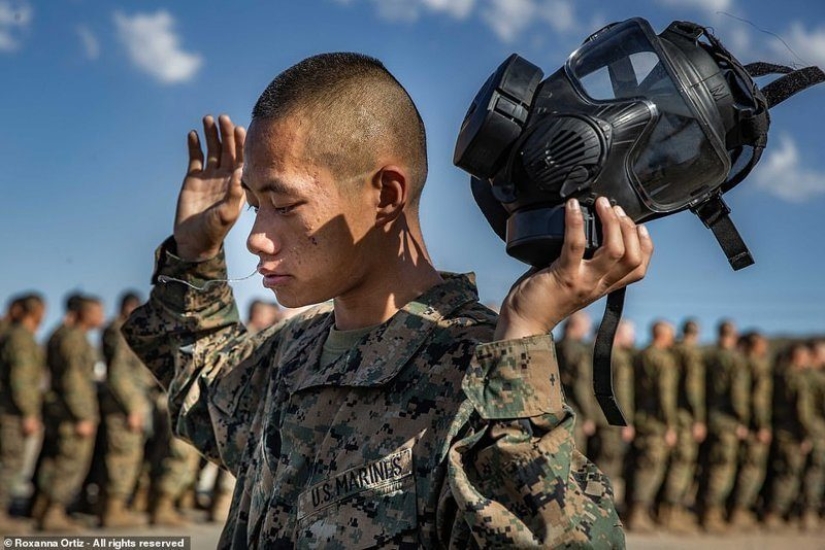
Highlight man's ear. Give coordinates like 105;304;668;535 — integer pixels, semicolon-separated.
373;165;407;226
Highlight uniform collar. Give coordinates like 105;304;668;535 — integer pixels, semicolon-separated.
281;272;480;393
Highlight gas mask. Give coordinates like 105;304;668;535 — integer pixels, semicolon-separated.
454;18;823;424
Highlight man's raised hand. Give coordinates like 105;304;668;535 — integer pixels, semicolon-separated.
495;196;654;341
174;114;246;261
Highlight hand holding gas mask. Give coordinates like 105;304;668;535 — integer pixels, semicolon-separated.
454;18;824;424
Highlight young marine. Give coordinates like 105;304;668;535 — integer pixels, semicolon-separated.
123;53;652;547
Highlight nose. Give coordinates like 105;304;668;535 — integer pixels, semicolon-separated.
246;212;280;257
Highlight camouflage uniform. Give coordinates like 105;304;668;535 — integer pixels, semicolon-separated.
662;341;705;510
123;243;625;548
0;324;44;513
629;346;677;511
700;346;749;514
556;337;598;453
766;364;812;518
37;324;99;507
99;318;155;501
591;345;634;501
802;367;825;522
731;354;772;515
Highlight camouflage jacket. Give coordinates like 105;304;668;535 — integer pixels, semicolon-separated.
44;324;99;422
123;242;625;549
99;318;156;416
633;346;677;431
0;324;45;417
556;338;598;425
705;346;750;432
772;365;812;440
672;342;705;424
612;346;635;426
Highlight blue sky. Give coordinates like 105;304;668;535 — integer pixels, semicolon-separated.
1;0;824;345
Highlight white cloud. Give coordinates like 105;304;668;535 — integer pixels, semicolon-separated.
76;25;99;60
0;1;32;53
536;0;578;34
753;134;825;202
343;0;475;23
334;0;580;43
481;0;535;43
771;22;825;69
654;0;733;16
421;0;475;20
113;10;203;85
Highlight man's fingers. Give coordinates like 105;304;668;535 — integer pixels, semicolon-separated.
558;198;587;272
219;114;236;169
187;131;204;174
234;125;246;169
590;198;624;272
203;115;222;169
605;223;654;293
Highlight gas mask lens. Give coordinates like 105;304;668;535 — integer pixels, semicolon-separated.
567;19;730;212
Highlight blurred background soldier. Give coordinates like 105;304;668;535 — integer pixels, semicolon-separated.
0;296;25;338
0;293;46;533
699;319;749;533
35;294;103;532
591;319;636;511
98;291;153;528
729;331;773;529
627;320;678;532
556;311;597;453
246;299;283;334
763;343;813;529
661;318;706;533
801;339;825;531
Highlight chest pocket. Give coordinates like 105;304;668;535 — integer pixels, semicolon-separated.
294;449;418;549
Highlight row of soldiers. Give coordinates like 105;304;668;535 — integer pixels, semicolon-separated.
558;312;825;534
0;291;285;533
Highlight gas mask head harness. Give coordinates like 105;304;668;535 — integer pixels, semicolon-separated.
454;17;823;424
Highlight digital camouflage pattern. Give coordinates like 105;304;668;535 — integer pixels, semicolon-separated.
663;341;704;506
100;318;156;417
37;324;99;506
802;367;825;512
99;318;158;499
43;324;99;423
0;323;45;418
630;345;677;507
701;346;750;508
0;323;45;511
766;364;812;515
556;337;597;452
122;241;625;548
732;354;773;510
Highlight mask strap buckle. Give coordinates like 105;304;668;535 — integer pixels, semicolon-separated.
692;196;755;271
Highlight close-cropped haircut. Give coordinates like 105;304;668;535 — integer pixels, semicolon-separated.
7;292;44;317
252;52;428;208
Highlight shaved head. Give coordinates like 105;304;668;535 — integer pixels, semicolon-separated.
252;52;428;209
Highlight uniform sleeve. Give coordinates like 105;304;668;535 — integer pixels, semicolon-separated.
106;333;150;416
121;238;273;475
685;348;706;424
614;350;634;424
751;359;772;431
731;354;751;427
58;330;99;422
7;331;44;418
572;346;599;425
658;351;678;429
444;334;624;548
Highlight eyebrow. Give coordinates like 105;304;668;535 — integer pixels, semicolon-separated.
240;178;299;197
